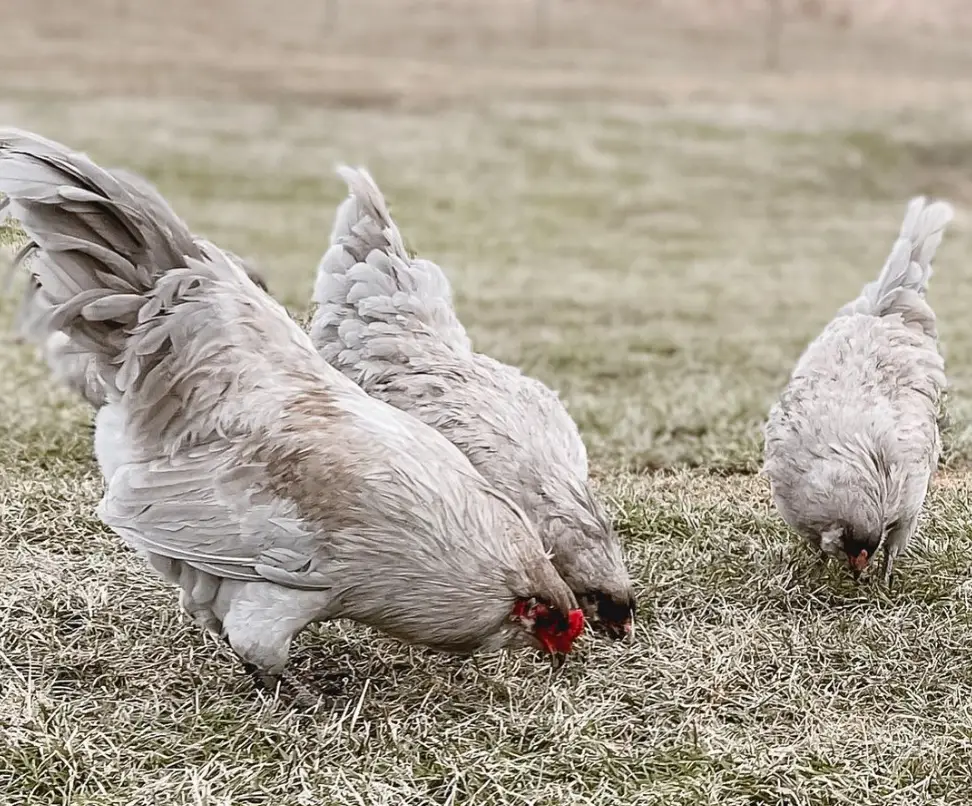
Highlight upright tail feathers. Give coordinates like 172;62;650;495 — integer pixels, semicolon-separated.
2;157;270;408
109;167;270;293
310;166;471;370
838;196;955;339
0;129;291;431
2;251;109;407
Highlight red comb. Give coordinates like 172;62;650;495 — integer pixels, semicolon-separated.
512;600;586;654
566;608;585;641
540;608;586;654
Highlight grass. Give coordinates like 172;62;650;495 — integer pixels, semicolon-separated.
4;2;972;804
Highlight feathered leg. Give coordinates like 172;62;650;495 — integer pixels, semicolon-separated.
218;580;337;708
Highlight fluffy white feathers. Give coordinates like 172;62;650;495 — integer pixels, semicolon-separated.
764;197;953;582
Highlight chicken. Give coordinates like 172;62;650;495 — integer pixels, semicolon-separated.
0;128;585;693
310;167;635;637
3;167;269;409
763;196;953;583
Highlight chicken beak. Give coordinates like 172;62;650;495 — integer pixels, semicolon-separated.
848;550;869;579
610;618;636;642
550;652;567;671
601;619;632;641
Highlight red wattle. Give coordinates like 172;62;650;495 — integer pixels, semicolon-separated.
566;608;585;640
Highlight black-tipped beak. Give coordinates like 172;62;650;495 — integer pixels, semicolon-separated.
601;619;633;641
848;550;869;582
550;652;567;671
591;593;636;641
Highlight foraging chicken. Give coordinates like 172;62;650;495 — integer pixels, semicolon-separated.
0;129;585;692
311;167;635;637
3;167;269;409
763;196;953;583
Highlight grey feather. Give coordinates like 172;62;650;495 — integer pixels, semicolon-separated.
0;128;582;677
310;166;634;634
764;196;953;582
837;195;952;340
4;163;271;409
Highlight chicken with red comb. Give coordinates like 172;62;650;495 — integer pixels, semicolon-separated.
0;128;586;699
311;166;635;640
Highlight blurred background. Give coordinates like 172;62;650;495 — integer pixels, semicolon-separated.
7;0;972;98
5;0;972;472
6;0;972;469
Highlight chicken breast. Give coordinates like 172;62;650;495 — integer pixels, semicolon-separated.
0;129;585;693
763;197;953;583
310;167;635;637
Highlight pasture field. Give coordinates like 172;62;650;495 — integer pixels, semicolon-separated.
3;1;972;804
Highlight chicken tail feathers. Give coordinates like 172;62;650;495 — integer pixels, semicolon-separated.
310;165;471;371
0;129;206;397
2;221;110;407
838;196;954;339
104;166;271;294
2;198;45;344
0;129;302;438
1;155;272;408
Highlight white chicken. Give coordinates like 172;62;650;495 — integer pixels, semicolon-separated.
0;129;586;694
311;167;635;637
3;167;269;410
764;196;954;583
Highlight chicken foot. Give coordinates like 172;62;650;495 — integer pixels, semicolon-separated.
240;659;322;709
215;626;325;708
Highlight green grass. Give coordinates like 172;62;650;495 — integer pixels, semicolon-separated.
5;4;972;804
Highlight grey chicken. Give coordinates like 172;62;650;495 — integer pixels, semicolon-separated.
310;167;635;637
0;129;585;693
3;166;269;409
763;196;953;583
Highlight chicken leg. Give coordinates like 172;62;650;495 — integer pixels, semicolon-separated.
882;512;919;587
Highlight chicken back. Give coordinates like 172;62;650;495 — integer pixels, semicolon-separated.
311;167;635;637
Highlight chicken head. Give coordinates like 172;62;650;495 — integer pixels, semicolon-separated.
511;597;585;663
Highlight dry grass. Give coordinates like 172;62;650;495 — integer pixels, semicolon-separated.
4;2;972;804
